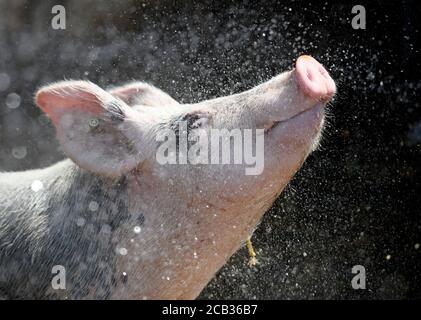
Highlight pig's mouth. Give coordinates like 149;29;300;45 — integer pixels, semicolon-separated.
264;102;325;133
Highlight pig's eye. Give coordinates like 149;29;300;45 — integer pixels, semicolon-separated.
88;118;105;134
89;118;100;128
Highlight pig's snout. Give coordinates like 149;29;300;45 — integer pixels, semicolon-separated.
295;55;336;103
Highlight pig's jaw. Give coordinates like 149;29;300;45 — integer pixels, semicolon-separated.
113;170;279;300
267;99;327;149
308;105;326;152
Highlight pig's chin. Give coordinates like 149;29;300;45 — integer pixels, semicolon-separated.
266;102;326;152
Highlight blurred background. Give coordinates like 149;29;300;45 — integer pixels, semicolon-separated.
0;0;420;299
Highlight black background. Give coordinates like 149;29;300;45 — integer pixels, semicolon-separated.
0;0;420;299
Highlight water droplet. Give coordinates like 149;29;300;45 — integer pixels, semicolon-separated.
118;247;128;256
12;146;27;159
6;93;21;109
38;114;50;126
88;201;99;212
76;217;86;227
31;180;43;192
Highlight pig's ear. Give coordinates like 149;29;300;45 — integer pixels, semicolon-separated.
109;82;179;107
36;81;146;177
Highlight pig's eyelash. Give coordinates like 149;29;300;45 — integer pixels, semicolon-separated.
105;100;125;122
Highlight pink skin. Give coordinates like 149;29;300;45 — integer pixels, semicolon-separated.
34;55;336;299
295;55;336;103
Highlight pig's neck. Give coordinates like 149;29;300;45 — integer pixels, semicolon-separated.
107;165;284;300
0;159;133;299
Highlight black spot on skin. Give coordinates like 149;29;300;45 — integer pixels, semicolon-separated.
137;213;145;226
170;112;210;150
170;113;207;135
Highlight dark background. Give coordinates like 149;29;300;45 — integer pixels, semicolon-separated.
0;0;420;299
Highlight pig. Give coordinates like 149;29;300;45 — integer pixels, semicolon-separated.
0;55;336;299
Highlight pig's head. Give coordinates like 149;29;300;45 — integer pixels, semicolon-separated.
35;54;336;223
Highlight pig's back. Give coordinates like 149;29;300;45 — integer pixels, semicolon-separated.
0;160;75;299
0;159;127;299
